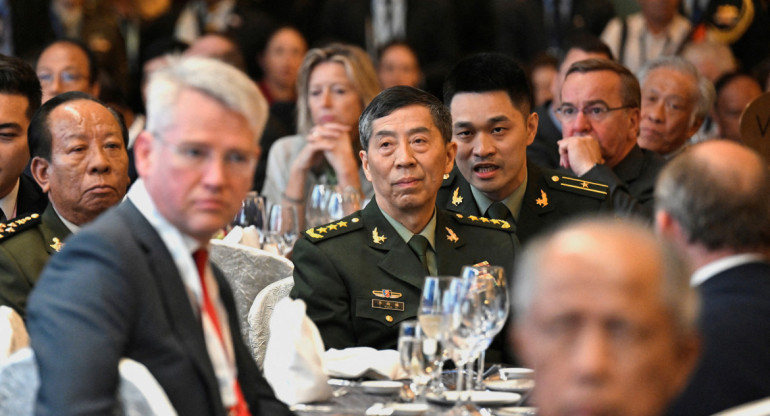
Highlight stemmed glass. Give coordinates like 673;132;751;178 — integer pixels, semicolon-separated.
306;184;362;227
263;204;299;257
398;320;438;399
417;276;455;393
231;191;267;247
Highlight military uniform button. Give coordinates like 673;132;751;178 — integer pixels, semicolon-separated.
385;315;393;322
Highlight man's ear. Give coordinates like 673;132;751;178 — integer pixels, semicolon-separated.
445;141;457;174
133;131;155;178
360;149;372;182
30;156;51;193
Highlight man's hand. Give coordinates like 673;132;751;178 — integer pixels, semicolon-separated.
558;135;605;176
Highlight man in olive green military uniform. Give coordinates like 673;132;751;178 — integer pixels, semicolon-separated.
290;86;516;352
437;53;611;246
0;91;130;317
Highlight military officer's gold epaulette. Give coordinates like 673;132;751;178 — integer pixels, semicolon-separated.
302;214;364;242
0;213;42;241
545;173;609;200
452;213;515;232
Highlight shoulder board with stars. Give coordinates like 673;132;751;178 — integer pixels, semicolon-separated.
545;174;609;200
302;215;364;242
452;213;515;232
0;213;42;241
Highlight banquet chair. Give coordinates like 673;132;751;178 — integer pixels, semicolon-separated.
0;347;176;416
0;305;29;363
209;239;294;345
248;276;294;369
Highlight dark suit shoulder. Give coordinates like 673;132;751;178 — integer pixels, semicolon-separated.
449;212;515;233
301;212;365;243
0;212;43;242
542;170;610;201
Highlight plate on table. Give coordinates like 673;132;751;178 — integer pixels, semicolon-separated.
483;378;535;393
385;402;430;415
426;390;521;406
495;406;537;415
361;380;403;394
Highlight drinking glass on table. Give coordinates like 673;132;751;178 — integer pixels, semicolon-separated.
417;276;456;392
232;191;267;246
306;184;332;227
398;320;437;399
263;203;299;257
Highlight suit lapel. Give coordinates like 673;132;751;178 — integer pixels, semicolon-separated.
363;200;430;290
442;166;481;216
435;210;470;275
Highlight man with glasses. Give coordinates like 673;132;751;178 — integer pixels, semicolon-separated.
557;58;665;219
35;39;100;103
27;57;291;415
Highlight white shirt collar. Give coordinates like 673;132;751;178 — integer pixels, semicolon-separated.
51;203;81;234
691;253;767;287
0;178;20;220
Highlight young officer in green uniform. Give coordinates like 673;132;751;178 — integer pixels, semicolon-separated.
290;86;516;355
438;53;611;246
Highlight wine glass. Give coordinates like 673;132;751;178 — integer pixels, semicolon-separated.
460;264;508;389
264;204;299;257
417;276;456;392
398;320;437;399
306;184;332;227
231;191;267;247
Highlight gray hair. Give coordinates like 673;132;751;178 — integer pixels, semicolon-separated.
513;216;699;337
145;56;268;142
638;56;715;130
655;143;770;251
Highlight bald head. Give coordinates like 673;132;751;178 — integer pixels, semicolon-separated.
513;217;699;416
655;140;770;252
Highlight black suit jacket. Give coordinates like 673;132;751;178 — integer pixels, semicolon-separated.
436;164;610;246
666;261;770;416
15;174;48;218
27;201;290;416
527;101;562;170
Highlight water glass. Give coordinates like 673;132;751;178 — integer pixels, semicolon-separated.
398;320;437;399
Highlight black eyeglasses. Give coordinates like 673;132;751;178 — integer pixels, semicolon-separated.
556;103;635;122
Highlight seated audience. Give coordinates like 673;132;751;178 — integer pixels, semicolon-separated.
557;58;666;219
27;57;290;415
35;39;100;103
512;216;700;416
637;56;714;158
680;40;737;83
376;40;422;90
656;140;770;415
262;43;380;225
710;72;763;143
437;53;610;247
290;86;516;355
0;55;47;222
0;91;130;318
528;53;558;108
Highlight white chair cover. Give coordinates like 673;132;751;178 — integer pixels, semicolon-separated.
714;398;770;416
209;239;294;345
0;347;37;416
247;276;294;369
118;358;177;415
0;305;29;363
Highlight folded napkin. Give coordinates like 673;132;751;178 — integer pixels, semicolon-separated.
0;306;29;364
263;298;332;405
324;347;407;380
222;225;261;248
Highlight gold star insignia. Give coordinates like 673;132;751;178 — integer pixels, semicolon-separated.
337;220;348;228
490;219;501;225
468;215;479;221
327;224;338;231
372;227;387;244
480;217;490;223
500;221;511;229
50;237;64;252
445;227;459;243
31;213;39;219
581;181;589;188
317;226;328;233
451;187;463;206
455;214;464;219
306;228;323;239
536;189;549;207
551;176;559;182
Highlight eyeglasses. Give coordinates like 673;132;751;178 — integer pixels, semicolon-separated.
556;103;635;122
156;139;257;177
37;71;87;86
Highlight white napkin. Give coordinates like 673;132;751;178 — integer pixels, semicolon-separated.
0;306;29;364
263;298;332;405
324;347;406;380
222;226;261;248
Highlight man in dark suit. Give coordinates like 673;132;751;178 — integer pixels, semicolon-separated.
656;140;770;415
291;86;516;355
0;55;47;222
0;91;130;318
558;58;665;220
27;57;290;415
437;53;610;247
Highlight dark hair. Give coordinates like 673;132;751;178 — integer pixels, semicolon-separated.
0;54;42;119
28;91;128;161
37;39;99;86
359;86;451;150
565;58;641;108
560;33;614;65
443;53;533;115
377;40;421;67
714;71;761;97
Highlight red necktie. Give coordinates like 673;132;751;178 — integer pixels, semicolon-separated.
193;249;252;416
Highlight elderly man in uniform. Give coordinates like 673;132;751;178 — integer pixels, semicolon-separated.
557;58;666;219
637;56;714;159
291;86;516;353
437;53;610;247
0;91;130;317
512;217;700;416
27;57;290;416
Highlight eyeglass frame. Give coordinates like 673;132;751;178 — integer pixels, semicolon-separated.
151;135;258;178
556;102;637;123
36;70;88;86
